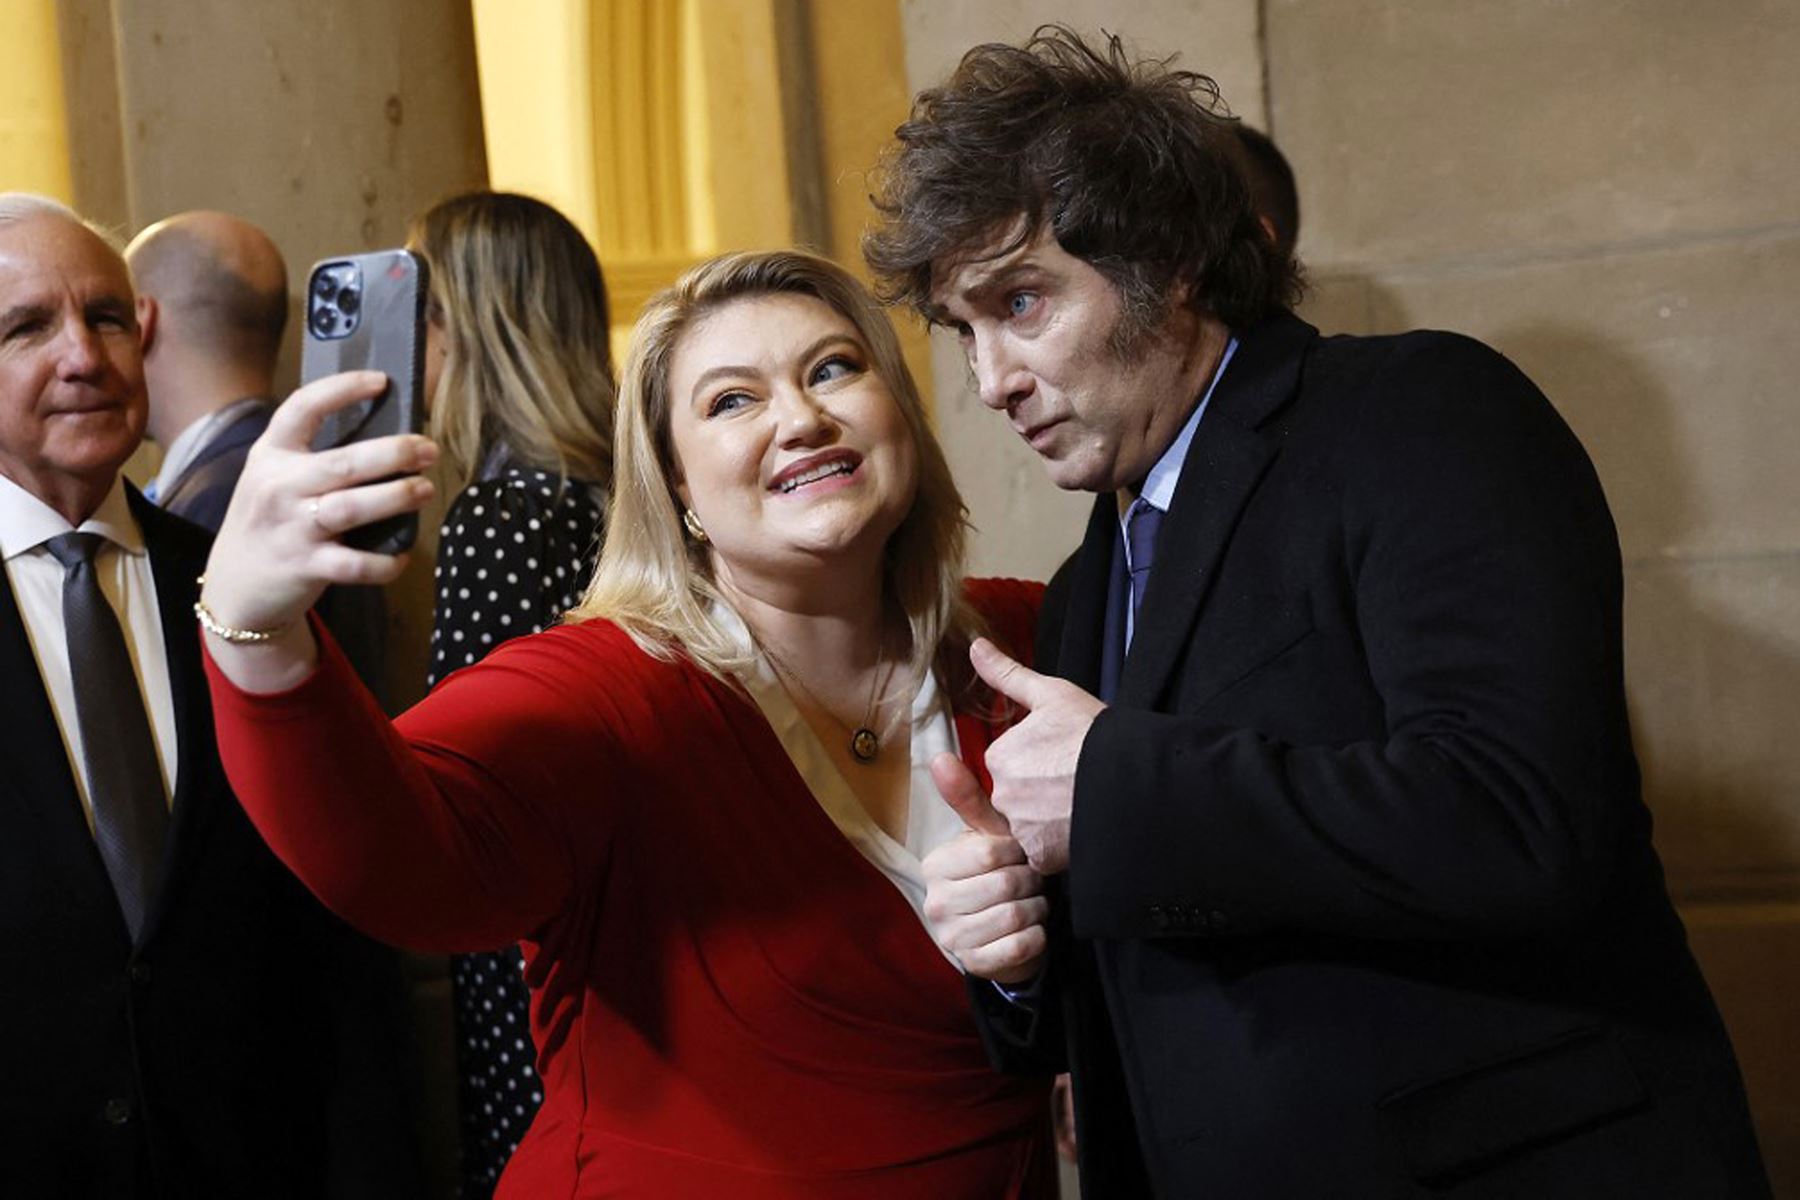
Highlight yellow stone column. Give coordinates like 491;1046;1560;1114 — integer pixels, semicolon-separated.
0;0;74;200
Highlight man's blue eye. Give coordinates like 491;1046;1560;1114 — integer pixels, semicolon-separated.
1008;292;1037;317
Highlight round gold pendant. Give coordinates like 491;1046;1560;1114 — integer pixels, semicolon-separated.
850;727;880;763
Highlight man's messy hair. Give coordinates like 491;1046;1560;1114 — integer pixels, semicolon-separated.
865;26;1301;337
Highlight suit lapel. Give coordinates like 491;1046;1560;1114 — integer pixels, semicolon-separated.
1051;496;1123;693
130;490;219;943
1118;314;1317;708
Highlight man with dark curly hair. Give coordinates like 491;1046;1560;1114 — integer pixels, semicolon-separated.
872;27;1769;1199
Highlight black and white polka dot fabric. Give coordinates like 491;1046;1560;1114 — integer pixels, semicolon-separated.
429;466;604;689
428;464;603;1199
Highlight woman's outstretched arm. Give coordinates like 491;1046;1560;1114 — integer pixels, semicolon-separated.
196;371;602;950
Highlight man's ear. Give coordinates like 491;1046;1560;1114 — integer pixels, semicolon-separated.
135;295;158;355
1167;273;1196;312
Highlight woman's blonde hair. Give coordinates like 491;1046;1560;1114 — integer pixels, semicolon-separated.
408;191;615;491
572;250;982;700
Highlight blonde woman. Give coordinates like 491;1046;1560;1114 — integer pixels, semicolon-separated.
410;190;614;1195
195;251;1055;1198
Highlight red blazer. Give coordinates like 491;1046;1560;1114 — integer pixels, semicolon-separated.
207;578;1053;1199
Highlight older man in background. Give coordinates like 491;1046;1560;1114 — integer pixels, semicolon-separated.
126;211;288;526
0;193;415;1198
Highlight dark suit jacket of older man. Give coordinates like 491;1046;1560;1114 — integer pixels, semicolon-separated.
0;489;416;1198
974;312;1770;1198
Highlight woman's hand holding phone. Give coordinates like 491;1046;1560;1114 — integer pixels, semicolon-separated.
200;369;437;693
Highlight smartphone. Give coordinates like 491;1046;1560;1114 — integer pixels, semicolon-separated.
300;248;429;554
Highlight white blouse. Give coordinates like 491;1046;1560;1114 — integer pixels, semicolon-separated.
719;607;967;965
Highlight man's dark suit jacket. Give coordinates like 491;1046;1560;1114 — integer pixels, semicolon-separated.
156;400;272;531
977;313;1769;1197
0;489;417;1198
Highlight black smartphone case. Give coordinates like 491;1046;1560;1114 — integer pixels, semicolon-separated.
300;248;429;554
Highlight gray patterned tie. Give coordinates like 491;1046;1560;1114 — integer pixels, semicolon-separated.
44;532;169;940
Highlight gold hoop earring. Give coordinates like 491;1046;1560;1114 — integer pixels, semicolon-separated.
682;509;709;543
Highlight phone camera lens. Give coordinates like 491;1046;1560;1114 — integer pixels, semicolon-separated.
310;306;338;337
313;273;339;302
336;286;361;315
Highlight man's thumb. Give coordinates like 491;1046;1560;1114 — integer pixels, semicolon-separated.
970;637;1051;710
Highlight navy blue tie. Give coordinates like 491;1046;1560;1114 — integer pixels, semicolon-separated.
44;532;168;941
1125;497;1165;631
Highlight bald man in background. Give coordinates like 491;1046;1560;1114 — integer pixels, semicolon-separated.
128;212;390;703
126;212;287;528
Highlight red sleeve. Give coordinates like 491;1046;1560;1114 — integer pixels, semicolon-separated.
203;616;626;952
953;577;1047;791
964;576;1045;669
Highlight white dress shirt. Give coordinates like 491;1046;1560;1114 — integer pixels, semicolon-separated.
0;473;177;828
717;605;967;965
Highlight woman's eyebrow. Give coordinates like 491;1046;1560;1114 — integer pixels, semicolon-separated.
688;362;759;400
687;334;860;402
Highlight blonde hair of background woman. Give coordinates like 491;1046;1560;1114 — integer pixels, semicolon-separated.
573;249;985;704
408;191;615;492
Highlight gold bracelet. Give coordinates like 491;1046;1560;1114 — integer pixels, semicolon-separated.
193;575;293;644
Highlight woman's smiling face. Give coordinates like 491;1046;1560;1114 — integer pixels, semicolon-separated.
666;291;918;594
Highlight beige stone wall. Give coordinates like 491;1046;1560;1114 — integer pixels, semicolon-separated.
903;0;1800;1192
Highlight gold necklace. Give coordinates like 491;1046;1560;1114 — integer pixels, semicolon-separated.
762;637;899;764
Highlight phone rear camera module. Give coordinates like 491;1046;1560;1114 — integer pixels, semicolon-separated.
307;262;361;341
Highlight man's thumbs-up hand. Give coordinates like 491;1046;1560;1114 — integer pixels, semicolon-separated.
968;637;1104;875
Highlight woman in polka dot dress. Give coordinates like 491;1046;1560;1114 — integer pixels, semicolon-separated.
411;191;615;1198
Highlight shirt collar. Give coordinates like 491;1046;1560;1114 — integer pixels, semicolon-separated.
1134;335;1239;517
154;396;267;496
0;472;145;561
